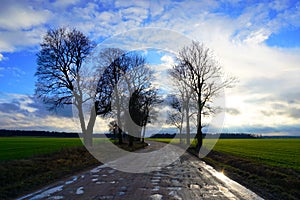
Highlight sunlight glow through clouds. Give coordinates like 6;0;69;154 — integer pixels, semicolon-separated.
0;0;299;134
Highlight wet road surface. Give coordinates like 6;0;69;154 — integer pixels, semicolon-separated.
18;141;262;200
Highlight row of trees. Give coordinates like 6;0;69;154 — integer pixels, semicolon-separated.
168;42;236;152
35;27;235;153
36;27;159;147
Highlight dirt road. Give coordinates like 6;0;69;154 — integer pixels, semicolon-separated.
18;141;262;200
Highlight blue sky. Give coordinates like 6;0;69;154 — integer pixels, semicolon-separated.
0;0;300;135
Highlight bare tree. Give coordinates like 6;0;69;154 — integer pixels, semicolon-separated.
169;73;197;146
121;57;160;143
96;48;127;144
167;95;184;144
35;27;96;146
96;49;158;145
170;41;236;153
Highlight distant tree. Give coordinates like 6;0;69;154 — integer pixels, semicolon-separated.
121;61;160;143
128;88;160;145
96;48;127;144
167;95;184;144
170;41;236;153
35;27;96;146
96;49;158;145
140;89;160;143
108;120;118;139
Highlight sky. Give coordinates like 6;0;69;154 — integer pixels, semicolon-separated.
0;0;300;136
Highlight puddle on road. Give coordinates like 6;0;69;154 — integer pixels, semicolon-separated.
199;161;263;199
166;187;182;191
48;196;64;200
96;181;106;184
151;179;160;183
65;176;78;185
150;194;163;200
189;184;200;189
118;191;125;196
152;186;160;191
17;185;64;200
76;186;84;195
169;191;182;200
108;169;116;173
90;166;102;173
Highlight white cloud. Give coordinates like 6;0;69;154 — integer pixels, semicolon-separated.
120;7;149;23
243;28;271;44
0;2;51;31
160;54;174;65
51;0;80;8
0;93;110;132
0;24;46;52
114;0;150;9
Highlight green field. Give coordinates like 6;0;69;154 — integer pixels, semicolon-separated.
147;138;300;171
0;137;83;161
208;138;300;171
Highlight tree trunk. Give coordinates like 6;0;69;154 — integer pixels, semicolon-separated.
129;135;134;147
179;112;184;144
83;131;93;147
76;101;97;147
77;102;91;146
196;125;203;153
142;126;146;143
185;101;190;146
115;89;123;145
85;104;97;147
118;127;123;145
196;105;203;153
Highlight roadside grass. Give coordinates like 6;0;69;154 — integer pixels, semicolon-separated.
0;137;147;199
148;138;300;200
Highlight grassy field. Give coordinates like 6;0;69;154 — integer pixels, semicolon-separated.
147;138;300;171
0;137;83;161
207;138;300;171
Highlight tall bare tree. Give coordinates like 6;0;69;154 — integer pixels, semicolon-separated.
171;41;235;153
35;27;96;146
